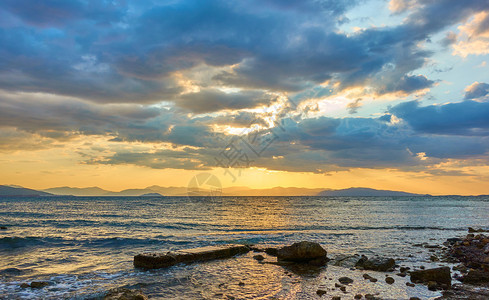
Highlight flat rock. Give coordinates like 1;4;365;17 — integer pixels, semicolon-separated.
134;244;249;269
410;266;451;286
277;241;327;264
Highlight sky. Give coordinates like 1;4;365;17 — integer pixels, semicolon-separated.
0;0;489;195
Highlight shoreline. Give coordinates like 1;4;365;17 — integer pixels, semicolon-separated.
105;228;488;299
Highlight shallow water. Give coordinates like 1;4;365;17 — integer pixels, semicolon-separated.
0;196;488;299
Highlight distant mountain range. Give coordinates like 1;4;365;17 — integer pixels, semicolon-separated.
0;184;432;197
317;187;429;197
0;185;52;197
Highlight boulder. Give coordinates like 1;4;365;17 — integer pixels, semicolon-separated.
410;266;451;286
277;241;328;264
355;255;396;271
104;288;148;300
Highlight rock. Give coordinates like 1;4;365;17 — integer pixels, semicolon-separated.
335;283;344;288
277;241;327;264
134;244;249;269
20;283;30;289
226;296;235;300
332;254;361;268
340;286;346;292
409;298;420;300
253;254;265;261
385;276;395;284
427;281;438;291
430;255;439;262
238;281;245;286
30;281;49;289
316;289;327;296
410;266;451;286
338;277;354;284
462;269;489;284
406;282;415;287
396;272;407;277
104;288;148;300
0;268;24;276
469;227;488;233
365;294;374;300
0;226;7;230
369;277;378;282
332;297;341;300
354;294;362;299
249;245;279;256
355;255;396;271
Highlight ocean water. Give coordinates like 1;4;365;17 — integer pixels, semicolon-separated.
0;196;488;299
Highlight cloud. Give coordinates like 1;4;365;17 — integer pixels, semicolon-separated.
347;98;363;114
465;82;489;99
389;100;489;136
176;89;276;113
379;75;434;95
452;11;489;57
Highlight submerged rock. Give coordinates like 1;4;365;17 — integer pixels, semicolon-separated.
104;288;148;300
30;281;49;289
253;254;265;261
355;255;396;272
410;266;451;286
277;241;328;264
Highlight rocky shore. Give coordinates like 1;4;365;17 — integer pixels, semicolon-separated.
13;228;489;299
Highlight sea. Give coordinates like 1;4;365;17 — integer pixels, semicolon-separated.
0;196;488;299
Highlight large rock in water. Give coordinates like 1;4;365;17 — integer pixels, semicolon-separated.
277;241;328;264
410;267;451;285
355;255;396;271
463;269;489;284
134;244;249;269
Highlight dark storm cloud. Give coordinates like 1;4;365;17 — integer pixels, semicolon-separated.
2;0;483;104
464;82;489;99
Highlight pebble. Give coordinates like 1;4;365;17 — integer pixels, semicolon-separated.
340;286;346;292
332;297;341;300
409;297;421;300
238;281;245;286
316;289;327;296
338;277;353;284
253;254;265;261
385;276;395;284
406;282;415;287
354;294;362;299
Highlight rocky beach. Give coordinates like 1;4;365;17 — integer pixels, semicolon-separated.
111;228;489;300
